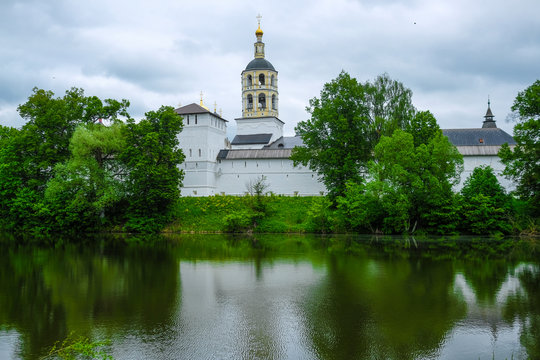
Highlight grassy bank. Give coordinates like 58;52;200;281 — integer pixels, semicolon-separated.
164;194;539;236
166;195;316;233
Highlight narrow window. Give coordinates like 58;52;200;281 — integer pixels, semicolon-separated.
199;149;201;157
271;75;275;87
189;149;192;157
272;94;277;110
195;114;198;124
247;75;252;86
259;73;265;85
258;93;266;109
247;94;253;110
187;115;190;125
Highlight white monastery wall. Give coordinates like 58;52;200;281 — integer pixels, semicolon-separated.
215;158;325;196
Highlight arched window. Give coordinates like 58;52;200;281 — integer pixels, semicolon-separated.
272;94;277;110
247;75;252;86
199;149;201;157
258;93;266;109
259;73;265;85
247;94;253;110
271;75;275;87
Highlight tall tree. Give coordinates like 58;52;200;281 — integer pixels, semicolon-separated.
120;106;185;232
499;80;540;214
15;87;130;187
291;71;415;198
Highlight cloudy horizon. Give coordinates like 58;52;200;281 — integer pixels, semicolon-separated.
1;0;538;136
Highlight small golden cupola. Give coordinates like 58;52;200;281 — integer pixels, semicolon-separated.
241;14;279;118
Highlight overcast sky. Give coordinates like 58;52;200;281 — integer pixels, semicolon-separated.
1;0;538;136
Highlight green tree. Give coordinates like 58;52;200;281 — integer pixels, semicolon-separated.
15;87;130;187
459;166;511;234
0;88;130;231
406;110;440;147
291;71;415;199
120;106;185;232
461;166;509;209
499;80;540;214
43;122;127;231
338;128;463;234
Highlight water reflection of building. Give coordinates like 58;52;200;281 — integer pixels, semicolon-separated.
175;21;516;196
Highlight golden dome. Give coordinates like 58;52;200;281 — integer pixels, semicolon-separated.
255;25;263;36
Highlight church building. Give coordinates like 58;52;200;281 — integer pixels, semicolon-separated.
175;21;515;196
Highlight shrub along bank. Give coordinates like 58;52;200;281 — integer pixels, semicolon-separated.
165;190;536;236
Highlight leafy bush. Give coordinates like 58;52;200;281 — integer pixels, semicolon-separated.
223;210;261;233
306;196;336;233
459;166;512;234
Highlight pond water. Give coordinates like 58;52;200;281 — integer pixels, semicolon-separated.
0;234;538;360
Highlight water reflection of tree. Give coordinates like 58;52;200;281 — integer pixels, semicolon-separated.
0;237;180;359
0;248;67;359
460;259;515;305
503;265;540;359
300;251;466;360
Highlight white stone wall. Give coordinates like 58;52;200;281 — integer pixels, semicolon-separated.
178;153;514;197
177;115;515;196
215;158;325;196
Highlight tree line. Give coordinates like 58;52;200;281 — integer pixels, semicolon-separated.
292;73;539;235
0;88;184;233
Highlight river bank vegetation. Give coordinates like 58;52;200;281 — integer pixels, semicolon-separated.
0;88;184;234
1;78;537;236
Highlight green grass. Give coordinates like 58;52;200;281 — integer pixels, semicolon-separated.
165;195;316;233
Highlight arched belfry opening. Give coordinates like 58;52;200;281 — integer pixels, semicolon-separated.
259;73;265;85
258;93;266;109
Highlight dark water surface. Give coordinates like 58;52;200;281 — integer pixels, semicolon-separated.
0;234;538;359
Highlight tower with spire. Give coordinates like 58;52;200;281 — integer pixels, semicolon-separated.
482;98;497;128
241;14;279;119
233;15;283;148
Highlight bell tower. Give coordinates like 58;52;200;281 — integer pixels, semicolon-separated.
234;15;284;148
241;15;279;118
